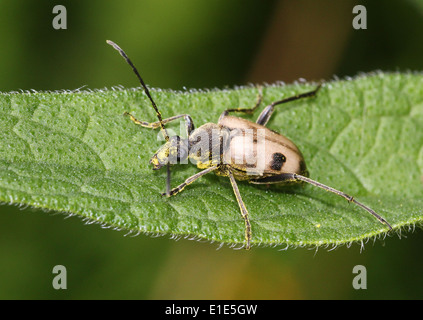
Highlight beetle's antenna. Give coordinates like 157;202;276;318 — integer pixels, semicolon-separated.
166;163;171;197
106;40;169;142
293;174;393;230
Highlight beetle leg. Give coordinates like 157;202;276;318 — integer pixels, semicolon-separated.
250;173;392;230
124;112;195;136
227;169;252;250
218;86;263;122
256;84;322;126
161;165;218;197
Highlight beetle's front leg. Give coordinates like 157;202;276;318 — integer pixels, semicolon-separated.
124;112;195;136
161;166;219;197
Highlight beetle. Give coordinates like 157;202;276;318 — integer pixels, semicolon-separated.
107;40;392;250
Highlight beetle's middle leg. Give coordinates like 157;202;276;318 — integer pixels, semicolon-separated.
124;112;195;136
218;86;263;122
256;84;322;126
227;169;252;250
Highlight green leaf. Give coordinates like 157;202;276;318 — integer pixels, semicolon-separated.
1;72;422;248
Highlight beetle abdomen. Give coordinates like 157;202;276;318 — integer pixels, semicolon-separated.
218;116;308;179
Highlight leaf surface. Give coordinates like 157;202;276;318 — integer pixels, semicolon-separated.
1;72;422;248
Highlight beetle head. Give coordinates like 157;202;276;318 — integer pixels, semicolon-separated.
150;135;189;170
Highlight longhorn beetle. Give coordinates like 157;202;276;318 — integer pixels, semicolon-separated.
107;40;392;250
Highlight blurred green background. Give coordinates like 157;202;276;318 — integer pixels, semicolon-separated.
1;0;422;299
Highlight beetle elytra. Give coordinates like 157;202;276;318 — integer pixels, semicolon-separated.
107;40;392;250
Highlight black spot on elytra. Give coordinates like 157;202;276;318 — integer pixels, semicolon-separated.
270;152;286;171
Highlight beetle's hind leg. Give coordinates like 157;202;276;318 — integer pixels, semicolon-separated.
218;86;263;121
251;172;392;230
256;84;322;126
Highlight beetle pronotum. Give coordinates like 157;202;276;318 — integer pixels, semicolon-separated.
107;40;392;249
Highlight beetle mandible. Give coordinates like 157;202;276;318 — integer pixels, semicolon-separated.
107;40;392;250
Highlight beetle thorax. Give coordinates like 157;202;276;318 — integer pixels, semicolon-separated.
188;123;230;169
